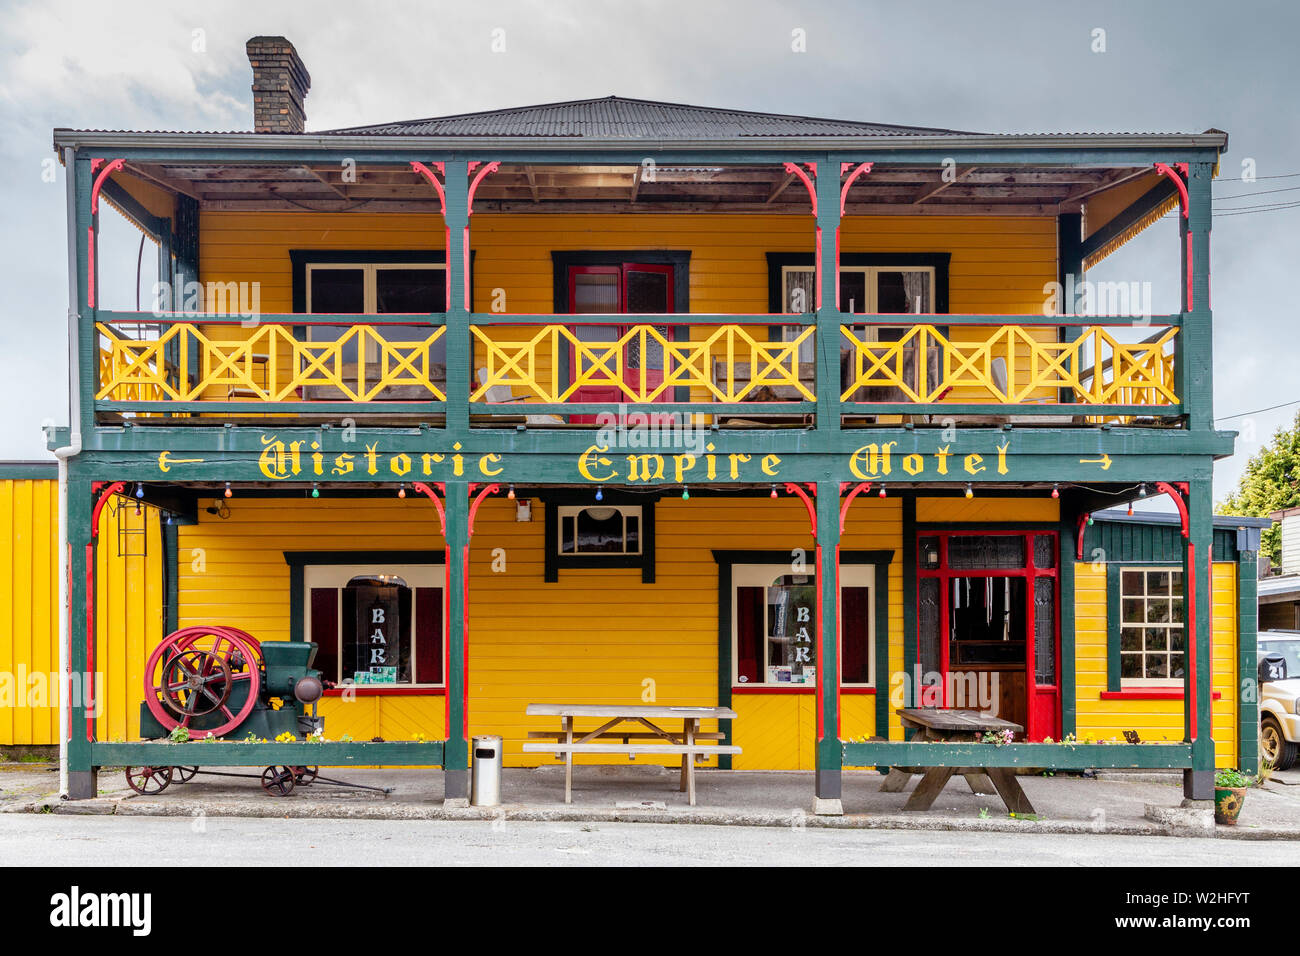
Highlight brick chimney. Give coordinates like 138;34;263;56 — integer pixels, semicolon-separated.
246;36;311;133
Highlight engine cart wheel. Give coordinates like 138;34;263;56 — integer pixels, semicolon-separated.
125;766;173;795
173;766;199;783
143;626;263;739
261;765;297;797
292;766;318;786
1262;717;1298;771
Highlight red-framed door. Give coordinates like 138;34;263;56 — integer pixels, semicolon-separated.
567;263;674;423
914;530;1060;740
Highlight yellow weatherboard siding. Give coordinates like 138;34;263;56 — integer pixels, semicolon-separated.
0;479;59;745
1074;561;1240;768
196;212;1060;410
916;497;1060;524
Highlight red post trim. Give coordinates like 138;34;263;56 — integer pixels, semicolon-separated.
1187;540;1198;741
85;542;95;741
839;162;873;215
409;161;447;215
782;162;817;215
783;482;817;536
838;481;872;534
1075;513;1089;561
815;227;823;310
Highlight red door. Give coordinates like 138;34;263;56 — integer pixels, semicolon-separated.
568;263;674;423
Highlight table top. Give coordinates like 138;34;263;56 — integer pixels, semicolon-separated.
526;704;737;720
897;708;1023;734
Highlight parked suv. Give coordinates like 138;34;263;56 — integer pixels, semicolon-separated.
1259;630;1300;770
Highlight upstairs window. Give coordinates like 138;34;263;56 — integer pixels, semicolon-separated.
557;505;642;556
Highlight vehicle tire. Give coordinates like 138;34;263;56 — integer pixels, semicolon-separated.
1261;716;1298;771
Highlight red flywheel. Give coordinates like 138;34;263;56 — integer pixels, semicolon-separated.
144;626;263;738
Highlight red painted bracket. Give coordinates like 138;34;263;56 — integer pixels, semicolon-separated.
468;483;500;538
409;162;447;216
411;481;447;535
1075;513;1089;561
838;481;872;534
783;482;817;536
839;162;873;215
1154;480;1189;537
467;161;501;215
90;481;127;539
1153;162;1189;219
89;158;124;215
782;162;817;215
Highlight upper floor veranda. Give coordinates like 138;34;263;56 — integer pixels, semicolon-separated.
53;97;1229;459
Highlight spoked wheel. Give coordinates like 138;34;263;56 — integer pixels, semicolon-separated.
125;766;173;795
161;650;231;718
261;765;297;797
292;766;318;786
173;766;199;783
143;626;263;738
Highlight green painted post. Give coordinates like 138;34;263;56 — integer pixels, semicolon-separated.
74;154;95;438
901;495;917;714
443;483;470;799
1183;164;1214;432
443;162;470;438
815;479;842;804
163;518;179;635
66;474;96;798
814;165;842;443
1184;478;1215;798
1238;541;1260;773
1057;213;1083;404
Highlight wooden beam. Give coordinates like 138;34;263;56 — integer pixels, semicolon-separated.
630;164;642;203
913;167;971;204
199;198;1060;215
525;166;540;202
765;171;796;204
302;166;352;199
123;162;202;201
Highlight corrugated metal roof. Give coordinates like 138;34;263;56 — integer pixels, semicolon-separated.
319;95;978;139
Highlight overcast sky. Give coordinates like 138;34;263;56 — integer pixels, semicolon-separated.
1;0;1295;505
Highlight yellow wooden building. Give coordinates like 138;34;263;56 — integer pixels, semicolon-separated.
34;36;1257;803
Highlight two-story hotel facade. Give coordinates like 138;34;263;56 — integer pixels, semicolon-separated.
43;37;1255;804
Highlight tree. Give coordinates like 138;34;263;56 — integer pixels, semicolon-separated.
1217;411;1300;565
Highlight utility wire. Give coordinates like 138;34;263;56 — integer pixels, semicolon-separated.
1215;399;1300;422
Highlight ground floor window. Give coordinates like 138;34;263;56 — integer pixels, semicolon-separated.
731;564;875;687
304;564;443;687
1118;566;1185;685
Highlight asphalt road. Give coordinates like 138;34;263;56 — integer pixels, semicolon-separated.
0;814;1293;866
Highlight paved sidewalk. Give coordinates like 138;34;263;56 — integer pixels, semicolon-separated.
4;763;1299;839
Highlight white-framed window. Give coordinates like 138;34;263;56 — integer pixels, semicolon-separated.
731;563;875;687
780;265;936;358
1119;566;1185;686
556;505;643;556
304;261;447;363
304;563;443;688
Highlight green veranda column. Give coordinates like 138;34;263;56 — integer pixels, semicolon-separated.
443;484;471;800
815;480;842;808
1184;478;1215;799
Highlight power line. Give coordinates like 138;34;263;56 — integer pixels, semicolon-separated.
1216;184;1300;201
1215;399;1300;422
1217;201;1300;216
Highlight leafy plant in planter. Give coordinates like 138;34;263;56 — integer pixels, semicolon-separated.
1213;768;1256;825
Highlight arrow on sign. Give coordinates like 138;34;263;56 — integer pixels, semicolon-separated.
1078;454;1113;471
157;451;205;473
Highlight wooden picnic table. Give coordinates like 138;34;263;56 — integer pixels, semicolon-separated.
881;708;1034;814
522;704;740;806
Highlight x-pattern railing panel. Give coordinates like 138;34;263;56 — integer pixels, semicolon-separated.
96;322;447;403
470;323;816;403
840;323;1179;407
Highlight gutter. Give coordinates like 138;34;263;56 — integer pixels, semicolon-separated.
50;129;1231;154
52;146;81;798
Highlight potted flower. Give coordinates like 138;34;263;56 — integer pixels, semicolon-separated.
1213;768;1255;825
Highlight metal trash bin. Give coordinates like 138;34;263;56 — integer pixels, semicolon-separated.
470;734;503;807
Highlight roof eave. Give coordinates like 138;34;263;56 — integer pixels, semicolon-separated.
51;128;1230;155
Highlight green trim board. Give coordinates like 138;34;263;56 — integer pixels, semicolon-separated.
542;493;656;583
283;550;445;643
1238;547;1259;772
1106;564;1124;692
842;740;1193;770
91;739;444;768
1059;521;1077;736
0;462;58;479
